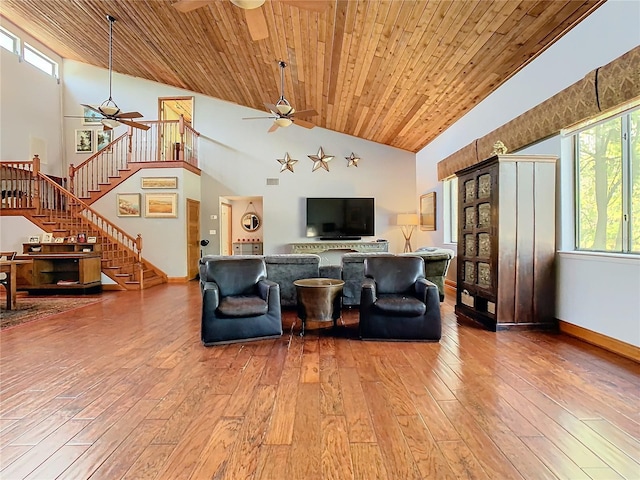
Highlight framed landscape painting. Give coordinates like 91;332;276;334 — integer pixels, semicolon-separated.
420;192;436;231
117;193;141;217
96;130;112;152
82;106;102;125
145;193;178;218
141;177;178;189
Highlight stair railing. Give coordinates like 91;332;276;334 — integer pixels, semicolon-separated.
69;131;129;199
37;173;143;270
69;116;200;199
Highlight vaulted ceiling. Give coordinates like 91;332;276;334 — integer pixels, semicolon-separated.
0;0;604;152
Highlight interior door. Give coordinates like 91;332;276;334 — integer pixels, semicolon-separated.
158;96;193;161
220;202;232;256
186;198;200;280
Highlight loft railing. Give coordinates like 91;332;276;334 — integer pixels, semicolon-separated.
0;156;40;209
69;115;199;198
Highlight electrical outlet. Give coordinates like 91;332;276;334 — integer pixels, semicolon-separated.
210;214;217;220
209;229;216;235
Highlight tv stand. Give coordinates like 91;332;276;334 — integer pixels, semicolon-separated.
319;236;361;241
290;240;388;254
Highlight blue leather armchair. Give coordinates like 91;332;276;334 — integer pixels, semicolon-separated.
359;256;441;341
200;257;282;345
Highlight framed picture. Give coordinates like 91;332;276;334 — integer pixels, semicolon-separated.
82;106;103;125
77;233;87;243
420;192;436;231
145;193;178;218
141;177;178;189
75;129;94;153
54;237;65;243
68;235;77;243
96;130;113;152
42;232;53;243
87;236;97;244
28;235;40;243
117;193;141;217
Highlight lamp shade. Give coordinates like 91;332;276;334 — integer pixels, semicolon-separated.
397;213;419;226
275;117;293;127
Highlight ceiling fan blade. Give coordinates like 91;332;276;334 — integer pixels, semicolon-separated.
119;119;151;131
81;104;103;115
292;109;318;118
278;0;331;13
243;116;276;120
293;118;315;129
244;8;269;41
103;124;113;131
115;111;143;119
173;0;212;12
268;122;279;133
264;102;279;113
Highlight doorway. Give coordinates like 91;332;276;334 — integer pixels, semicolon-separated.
158;96;193;161
186;198;200;280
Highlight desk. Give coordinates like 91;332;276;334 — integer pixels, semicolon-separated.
0;260;32;310
293;278;345;336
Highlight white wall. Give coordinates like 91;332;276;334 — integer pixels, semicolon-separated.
0;19;63;176
0;217;44;252
63;61;417;257
91;167;200;278
415;0;640;346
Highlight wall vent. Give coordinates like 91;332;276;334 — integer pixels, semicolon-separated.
266;178;279;186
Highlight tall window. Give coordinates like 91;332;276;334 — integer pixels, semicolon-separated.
443;176;458;244
574;106;639;253
23;43;58;78
0;27;19;54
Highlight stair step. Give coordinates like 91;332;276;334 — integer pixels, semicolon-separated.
42;222;56;225
103;266;121;270
115;273;130;277
32;215;47;218
125;281;141;285
118;168;131;172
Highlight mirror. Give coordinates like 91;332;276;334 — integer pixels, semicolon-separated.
241;212;261;232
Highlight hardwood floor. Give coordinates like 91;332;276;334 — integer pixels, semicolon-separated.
1;282;638;480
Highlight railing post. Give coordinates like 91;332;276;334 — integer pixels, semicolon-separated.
32;155;40;211
136;233;143;263
127;126;134;164
178;115;185;161
68;164;75;194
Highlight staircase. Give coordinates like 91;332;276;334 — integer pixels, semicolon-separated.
69;116;199;203
1;157;167;290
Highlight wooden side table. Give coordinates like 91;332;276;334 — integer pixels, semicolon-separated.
293;278;345;336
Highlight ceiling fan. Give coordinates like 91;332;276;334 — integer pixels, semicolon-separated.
172;0;330;41
75;15;149;131
243;60;318;132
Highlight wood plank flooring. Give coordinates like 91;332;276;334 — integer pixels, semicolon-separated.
1;282;638;479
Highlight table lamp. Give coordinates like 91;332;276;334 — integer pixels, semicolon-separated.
397;213;419;253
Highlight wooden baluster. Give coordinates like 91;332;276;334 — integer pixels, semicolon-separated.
135;234;142;263
127;126;133;164
68;164;75;195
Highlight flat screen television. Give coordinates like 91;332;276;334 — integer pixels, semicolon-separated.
306;197;375;240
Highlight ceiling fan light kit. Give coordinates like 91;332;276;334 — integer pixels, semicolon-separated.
230;0;265;9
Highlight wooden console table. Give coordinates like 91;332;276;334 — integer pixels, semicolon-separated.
1;259;32;310
290;241;389;254
19;253;101;293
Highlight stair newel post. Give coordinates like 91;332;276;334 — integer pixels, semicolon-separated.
32;155;41;212
68;164;75;195
136;233;143;288
178;114;185;161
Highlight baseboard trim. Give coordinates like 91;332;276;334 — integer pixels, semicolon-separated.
558;320;640;363
167;277;189;283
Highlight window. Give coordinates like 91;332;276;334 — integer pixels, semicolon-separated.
443;176;458;244
0;27;19;54
23;43;58;77
574;106;639;253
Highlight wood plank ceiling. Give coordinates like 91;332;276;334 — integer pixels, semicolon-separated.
0;0;604;153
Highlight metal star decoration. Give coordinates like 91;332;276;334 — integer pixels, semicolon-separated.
308;147;334;172
345;152;360;167
277;152;298;173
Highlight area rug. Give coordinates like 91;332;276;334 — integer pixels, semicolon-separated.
0;296;102;330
